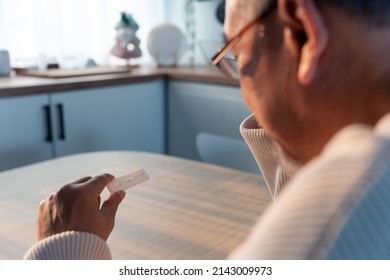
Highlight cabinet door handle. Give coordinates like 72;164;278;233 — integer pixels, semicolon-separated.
57;104;66;140
43;105;52;143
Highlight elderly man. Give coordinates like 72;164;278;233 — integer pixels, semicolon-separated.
24;0;390;259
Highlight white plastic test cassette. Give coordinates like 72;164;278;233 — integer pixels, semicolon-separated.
106;168;149;194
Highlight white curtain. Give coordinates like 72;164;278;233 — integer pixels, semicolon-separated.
0;0;166;68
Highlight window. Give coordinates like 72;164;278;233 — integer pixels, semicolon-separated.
0;0;166;68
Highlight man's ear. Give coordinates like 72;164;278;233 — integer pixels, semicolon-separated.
279;0;329;85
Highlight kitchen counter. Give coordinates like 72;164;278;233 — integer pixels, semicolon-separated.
0;65;239;97
0;64;250;173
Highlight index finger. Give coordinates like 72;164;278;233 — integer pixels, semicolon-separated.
81;173;115;196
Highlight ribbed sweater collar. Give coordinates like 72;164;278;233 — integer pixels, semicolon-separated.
240;115;302;176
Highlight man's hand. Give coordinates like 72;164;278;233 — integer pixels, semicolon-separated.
37;173;126;241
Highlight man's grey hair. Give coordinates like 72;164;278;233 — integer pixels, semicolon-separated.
231;0;271;23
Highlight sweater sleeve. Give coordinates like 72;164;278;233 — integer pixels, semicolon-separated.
23;231;112;260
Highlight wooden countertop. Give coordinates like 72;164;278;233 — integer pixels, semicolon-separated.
0;151;271;259
0;65;239;98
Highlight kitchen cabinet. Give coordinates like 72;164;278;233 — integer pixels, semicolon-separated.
167;81;259;173
51;81;165;157
0;76;257;173
0;94;53;170
0;81;164;171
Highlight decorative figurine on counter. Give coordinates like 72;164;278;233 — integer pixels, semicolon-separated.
110;12;142;66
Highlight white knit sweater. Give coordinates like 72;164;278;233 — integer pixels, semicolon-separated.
24;114;390;259
230;114;390;259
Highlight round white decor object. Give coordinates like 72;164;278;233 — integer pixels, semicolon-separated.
147;24;186;67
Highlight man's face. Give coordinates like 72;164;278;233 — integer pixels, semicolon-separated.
224;0;304;149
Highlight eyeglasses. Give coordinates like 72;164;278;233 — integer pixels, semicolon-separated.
211;1;277;80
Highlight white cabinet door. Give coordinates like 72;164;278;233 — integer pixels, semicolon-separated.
168;81;259;173
51;81;165;157
0;94;53;171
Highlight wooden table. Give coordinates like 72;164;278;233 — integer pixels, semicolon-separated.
0;151;271;259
